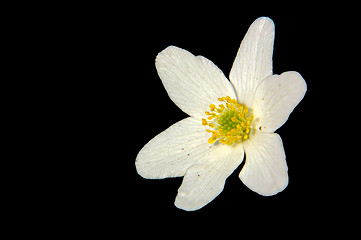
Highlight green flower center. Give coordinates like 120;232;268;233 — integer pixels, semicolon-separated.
202;96;255;145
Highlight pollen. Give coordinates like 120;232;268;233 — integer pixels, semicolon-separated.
201;96;255;145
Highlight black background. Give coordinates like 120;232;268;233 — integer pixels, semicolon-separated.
51;2;356;235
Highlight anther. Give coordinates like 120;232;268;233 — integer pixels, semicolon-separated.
202;96;255;145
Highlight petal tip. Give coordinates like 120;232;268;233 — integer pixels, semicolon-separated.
250;17;275;38
281;71;307;96
240;172;289;197
174;196;200;211
174;191;211;211
261;173;289;196
254;16;275;28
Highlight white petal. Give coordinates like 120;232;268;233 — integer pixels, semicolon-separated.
229;17;274;106
175;143;244;211
156;46;237;119
136;117;210;179
252;71;307;133
240;132;288;196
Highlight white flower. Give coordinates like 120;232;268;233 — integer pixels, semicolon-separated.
136;17;307;211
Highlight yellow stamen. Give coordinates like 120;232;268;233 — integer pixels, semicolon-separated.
202;118;208;126
201;96;255;145
209;104;216;111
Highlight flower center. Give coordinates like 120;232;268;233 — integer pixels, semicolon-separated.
202;96;254;145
